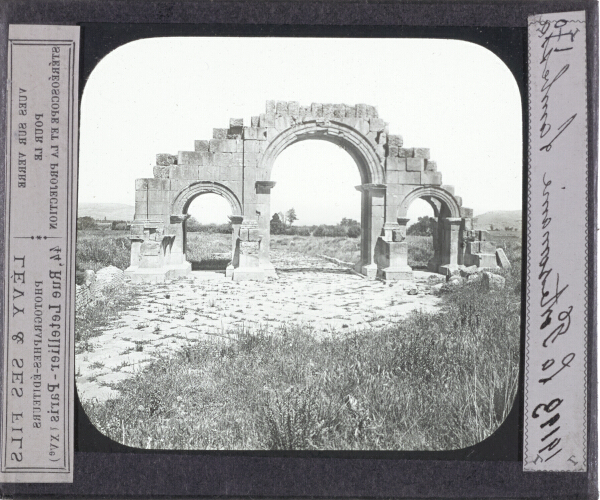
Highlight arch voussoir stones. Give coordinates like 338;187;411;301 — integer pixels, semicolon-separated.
126;100;498;283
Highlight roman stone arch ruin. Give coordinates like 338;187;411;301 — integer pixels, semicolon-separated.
125;101;499;282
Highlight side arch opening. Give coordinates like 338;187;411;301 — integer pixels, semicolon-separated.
398;186;463;274
184;192;234;271
171;182;243;272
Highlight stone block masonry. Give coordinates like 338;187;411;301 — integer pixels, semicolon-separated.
194;140;209;153
156;154;177;166
406;158;425;172
127;100;482;283
213;128;228;140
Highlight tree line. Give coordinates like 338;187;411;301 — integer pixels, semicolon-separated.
77;216;130;231
78;212;441;238
269;209;360;237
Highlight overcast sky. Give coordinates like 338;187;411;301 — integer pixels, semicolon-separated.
79;37;522;225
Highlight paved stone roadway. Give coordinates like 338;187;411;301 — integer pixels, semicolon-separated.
76;251;443;402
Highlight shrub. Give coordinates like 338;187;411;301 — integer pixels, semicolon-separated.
407;235;433;268
312;226;326;237
347;226;361;238
313;225;348;237
407;216;434;236
76;235;131;272
340;218;360;227
77;216;97;230
285;226;311;236
111;221;130;230
270;219;286;235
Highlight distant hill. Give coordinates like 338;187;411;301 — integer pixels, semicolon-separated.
473;210;522;231
78;203;134;221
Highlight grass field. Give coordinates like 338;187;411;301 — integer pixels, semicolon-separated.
76;228;522;450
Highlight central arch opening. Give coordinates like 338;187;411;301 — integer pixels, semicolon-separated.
184;192;233;271
269;140;363;268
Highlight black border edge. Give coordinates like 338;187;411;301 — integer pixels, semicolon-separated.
0;1;596;498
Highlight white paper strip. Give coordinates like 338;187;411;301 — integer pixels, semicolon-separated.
1;24;79;483
525;11;588;472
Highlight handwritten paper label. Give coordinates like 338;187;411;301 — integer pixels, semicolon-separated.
525;11;587;472
1;25;79;483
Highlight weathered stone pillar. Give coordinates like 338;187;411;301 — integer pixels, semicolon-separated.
170;214;190;266
438;217;462;276
129;236;143;267
427;217;442;273
457;217;473;266
226;215;244;277
355;183;386;279
128;222;145;267
255;181;277;278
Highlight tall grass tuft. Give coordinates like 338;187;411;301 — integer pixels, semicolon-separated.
260;385;337;450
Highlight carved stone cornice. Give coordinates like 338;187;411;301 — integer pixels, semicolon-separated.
170;214;191;224
444;217;463;226
255;181;277;194
355;183;386;194
228;215;244;225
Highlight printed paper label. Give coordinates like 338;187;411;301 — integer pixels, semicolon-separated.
1;24;79;483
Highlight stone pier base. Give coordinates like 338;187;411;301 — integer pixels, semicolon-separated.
360;263;378;280
377;266;414;280
232;267;272;281
125;262;192;284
